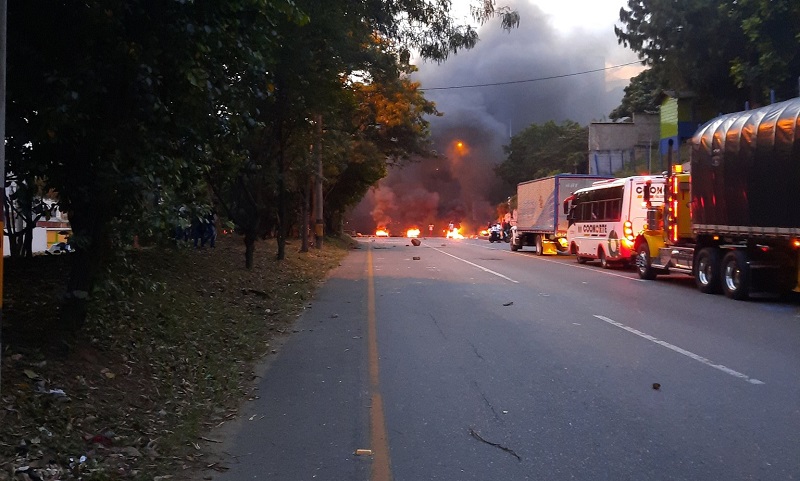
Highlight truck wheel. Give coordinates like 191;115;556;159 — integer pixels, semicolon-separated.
510;237;519;251
599;248;610;269
721;250;750;300
694;247;721;294
535;235;544;256
636;243;657;280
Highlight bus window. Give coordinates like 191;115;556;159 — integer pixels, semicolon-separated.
593;202;604;220
608;198;621;220
580;203;590;221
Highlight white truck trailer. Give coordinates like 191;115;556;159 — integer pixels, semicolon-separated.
511;174;612;254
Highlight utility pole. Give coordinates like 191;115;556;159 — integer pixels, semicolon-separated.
0;0;8;397
314;114;324;249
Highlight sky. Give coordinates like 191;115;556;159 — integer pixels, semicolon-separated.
347;0;646;236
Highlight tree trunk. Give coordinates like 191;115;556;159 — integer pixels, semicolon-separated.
300;178;310;253
59;224;103;334
244;229;256;269
58;197;110;337
60;248;92;333
274;48;290;261
314;114;323;249
22;225;33;257
276;148;286;261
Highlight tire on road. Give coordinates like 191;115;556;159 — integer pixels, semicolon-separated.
636;242;657;280
694;247;721;294
721;250;751;300
599;247;610;269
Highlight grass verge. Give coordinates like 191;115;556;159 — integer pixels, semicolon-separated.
0;233;353;480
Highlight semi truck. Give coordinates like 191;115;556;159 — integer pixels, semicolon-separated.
510;174;612;254
634;97;800;300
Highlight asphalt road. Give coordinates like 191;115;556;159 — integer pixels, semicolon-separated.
210;236;800;481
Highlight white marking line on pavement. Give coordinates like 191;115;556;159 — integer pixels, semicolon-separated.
593;315;764;385
427;245;519;283
470;241;643;281
541;257;645;280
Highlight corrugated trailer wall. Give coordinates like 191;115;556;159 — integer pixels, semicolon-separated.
691;98;800;232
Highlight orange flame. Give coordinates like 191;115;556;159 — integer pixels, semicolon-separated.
446;227;464;239
406;228;421;238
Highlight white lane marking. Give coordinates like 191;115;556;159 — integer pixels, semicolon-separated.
547;259;646;280
593;315;764;385
426;245;519;283
467;240;643;281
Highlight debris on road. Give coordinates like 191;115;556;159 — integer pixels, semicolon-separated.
502;301;513;306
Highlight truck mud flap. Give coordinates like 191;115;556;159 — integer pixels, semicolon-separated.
541;239;558;255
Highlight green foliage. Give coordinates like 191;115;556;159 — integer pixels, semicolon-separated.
609;68;663;120
615;0;800;111
5;0;519;325
494;121;589;186
725;0;800;101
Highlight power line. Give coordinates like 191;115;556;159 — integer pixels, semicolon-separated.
419;60;643;91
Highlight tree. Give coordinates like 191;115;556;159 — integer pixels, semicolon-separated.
615;0;800;110
494;121;589;187
725;0;800;102
615;0;746;111
4;0;519;332
2;169;56;258
234;0;519;260
322;64;439;234
609;68;663;120
6;0;303;330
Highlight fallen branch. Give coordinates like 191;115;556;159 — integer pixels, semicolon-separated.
468;427;521;462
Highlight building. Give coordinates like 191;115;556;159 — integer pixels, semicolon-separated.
657;90;712;165
2;198;71;256
588;113;660;175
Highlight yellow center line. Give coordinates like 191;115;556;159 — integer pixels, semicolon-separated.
367;247;393;481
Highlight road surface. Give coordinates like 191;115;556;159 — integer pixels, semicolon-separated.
209;236;800;481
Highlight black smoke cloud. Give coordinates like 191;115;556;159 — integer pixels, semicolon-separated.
347;0;637;236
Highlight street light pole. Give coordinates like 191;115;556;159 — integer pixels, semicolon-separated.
0;0;8;397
